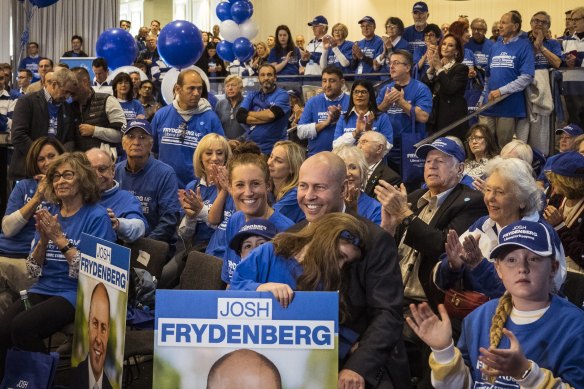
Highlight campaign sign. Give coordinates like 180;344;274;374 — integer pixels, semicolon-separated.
154;290;339;389
70;233;130;389
59;57;96;80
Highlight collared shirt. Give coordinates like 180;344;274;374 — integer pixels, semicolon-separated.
87;356;104;389
366;159;383;182
398;186;455;301
42;87;53;103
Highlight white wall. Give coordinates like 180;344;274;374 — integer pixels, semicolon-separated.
1;1;13;63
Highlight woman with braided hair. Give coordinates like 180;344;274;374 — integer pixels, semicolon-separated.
406;220;584;388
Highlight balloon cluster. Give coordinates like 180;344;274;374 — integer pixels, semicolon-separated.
215;0;258;63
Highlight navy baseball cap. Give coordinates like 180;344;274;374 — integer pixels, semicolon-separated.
555;123;584;137
548;151;584;178
308;15;328;26
358;16;376;25
490;221;553;259
123;119;152;136
413;1;429;13
229;218;277;253
415;137;466;162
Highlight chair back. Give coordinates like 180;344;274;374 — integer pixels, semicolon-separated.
179;251;226;290
124;237;169;281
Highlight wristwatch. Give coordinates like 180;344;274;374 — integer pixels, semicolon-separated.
60;241;75;254
401;214;416;227
519;361;533;380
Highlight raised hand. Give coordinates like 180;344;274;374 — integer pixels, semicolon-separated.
178;187;204;219
445;229;465;270
406;303;453;350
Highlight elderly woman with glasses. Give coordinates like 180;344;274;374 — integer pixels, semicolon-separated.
0;152;115;381
373;17;409;73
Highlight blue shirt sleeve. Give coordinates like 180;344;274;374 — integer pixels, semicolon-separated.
375;113;393;145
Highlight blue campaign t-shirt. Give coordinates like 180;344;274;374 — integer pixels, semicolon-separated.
28;203;116;307
465;38;495;69
185;178;223;244
205;195;236;259
458;295;584;388
357;192;381;225
324;40;354;74
535;39;562;69
483;37;535;118
0;179;46;256
99;182;149;234
151;103;225;188
221;210;294;283
267;47;302;76
115;155;181;242
230;242;303;291
119;99;146;121
334;110;394;146
355;35;384;75
272;187;305;224
298;92;350;156
240;87;291;155
403;26;425;54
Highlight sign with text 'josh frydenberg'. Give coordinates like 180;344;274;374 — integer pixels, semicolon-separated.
71;233;130;389
154;290;339;389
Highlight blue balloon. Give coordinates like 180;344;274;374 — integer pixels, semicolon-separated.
158;20;204;69
95;28;138;70
216;2;232;22
216;41;235;62
233;37;254;62
230;1;253;24
30;0;59;7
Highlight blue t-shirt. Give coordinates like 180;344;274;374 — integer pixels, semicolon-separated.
465;38;495;69
323;40;354;74
272;187;305;224
230;242;303;291
18;57;41;80
483;37;535;118
378;38;410;74
535;39;562;69
0;179;45;255
115;155;181;242
119;99;146;121
459;295;584;388
297;92;350;156
221;210;294;283
205;196;236;259
267;47;302;75
357;192;381;225
28;204;116;307
334;110;394;146
355;35;384;75
402;26;425;54
99;182;149;235
185;178;221;244
151;102;225;188
240;87;291;155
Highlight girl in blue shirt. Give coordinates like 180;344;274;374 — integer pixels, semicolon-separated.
0;152;115;381
268;141;306;223
268;25;302;76
407;220;583;389
112;72;145;121
221;144;294;284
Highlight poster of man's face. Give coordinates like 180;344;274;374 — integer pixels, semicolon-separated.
88;283;110;381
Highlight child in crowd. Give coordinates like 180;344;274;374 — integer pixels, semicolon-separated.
228;218;277;260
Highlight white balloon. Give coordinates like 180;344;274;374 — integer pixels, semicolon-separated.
220;20;241;43
239;19;258;40
160;66;211;105
107;66;148;83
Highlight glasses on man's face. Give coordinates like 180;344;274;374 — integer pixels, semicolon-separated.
531;19;549;25
389;61;407;67
52;171;75;182
353;89;369;96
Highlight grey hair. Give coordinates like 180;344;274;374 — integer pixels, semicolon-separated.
485;157;543;216
332;144;369;190
50;68;77;88
500;140;533;164
361;131;390;158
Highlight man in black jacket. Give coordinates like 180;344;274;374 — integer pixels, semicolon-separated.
357;131;401;200
9;68;77;180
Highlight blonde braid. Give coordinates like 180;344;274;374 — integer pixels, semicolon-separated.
486;291;513;383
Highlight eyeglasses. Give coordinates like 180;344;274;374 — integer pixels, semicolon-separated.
52;170;75;182
385;24;398;29
389;61;408;67
353;89;369;96
573;17;584;22
94;165;112;174
125;133;149;141
424;33;437;39
471;28;487;32
467;136;485;142
499;256;549;269
531;19;549;25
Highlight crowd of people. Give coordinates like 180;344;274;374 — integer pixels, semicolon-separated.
0;2;584;388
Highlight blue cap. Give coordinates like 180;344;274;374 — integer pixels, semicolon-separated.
358;16;376;25
555;123;584;137
413;1;429;13
308;15;328;26
490;221;553;259
229;218;277;253
548;151;584;178
123;119;152;136
415;137;466;162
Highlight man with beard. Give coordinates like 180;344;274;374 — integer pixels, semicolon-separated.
297;65;349;156
403;2;432;54
236;64;290;155
69;283;113;389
